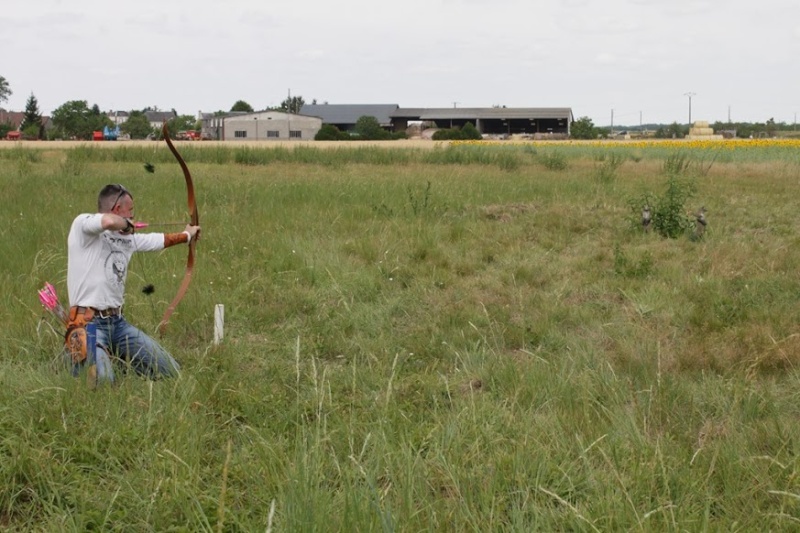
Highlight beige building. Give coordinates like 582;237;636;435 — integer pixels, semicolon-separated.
220;111;322;141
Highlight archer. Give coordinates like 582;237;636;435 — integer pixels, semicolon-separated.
65;184;201;387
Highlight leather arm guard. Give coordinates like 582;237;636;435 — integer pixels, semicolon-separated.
163;232;190;249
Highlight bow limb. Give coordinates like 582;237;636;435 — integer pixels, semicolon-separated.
158;121;200;336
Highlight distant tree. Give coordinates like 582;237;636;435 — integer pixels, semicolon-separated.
735;123;755;138
765;117;777;137
354;115;390;140
120;110;153;139
230;100;254;113
51;100;111;139
461;122;482;140
20;93;43;139
570;116;598;139
0;75;11;104
666;122;685;139
279;95;305;114
315;124;349;141
164;114;197;137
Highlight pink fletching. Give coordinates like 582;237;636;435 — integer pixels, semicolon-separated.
38;283;60;311
45;282;58;298
134;222;148;229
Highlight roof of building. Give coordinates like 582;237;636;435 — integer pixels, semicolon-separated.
0;110;25;129
300;104;399;126
224;110;321;122
0;109;51;130
144;110;177;123
392;107;574;121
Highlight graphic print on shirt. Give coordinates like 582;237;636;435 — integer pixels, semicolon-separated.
102;233;134;286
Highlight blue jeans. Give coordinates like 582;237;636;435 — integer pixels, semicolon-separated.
71;315;181;385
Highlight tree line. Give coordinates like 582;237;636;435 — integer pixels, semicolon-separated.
570;116;799;140
0;75;314;140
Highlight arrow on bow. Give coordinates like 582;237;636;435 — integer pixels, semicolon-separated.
158;121;200;336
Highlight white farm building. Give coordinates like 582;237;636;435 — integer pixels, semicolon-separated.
203;111;322;141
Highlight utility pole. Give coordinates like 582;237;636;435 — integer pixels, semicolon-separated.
611;108;614;135
639;111;642;131
728;105;731;124
684;92;696;126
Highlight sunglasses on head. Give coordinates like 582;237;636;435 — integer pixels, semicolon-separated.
111;184;130;211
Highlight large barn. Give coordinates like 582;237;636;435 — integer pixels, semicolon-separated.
300;104;574;136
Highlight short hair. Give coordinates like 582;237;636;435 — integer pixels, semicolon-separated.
98;184;133;212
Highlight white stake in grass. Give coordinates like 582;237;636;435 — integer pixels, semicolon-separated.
214;304;224;345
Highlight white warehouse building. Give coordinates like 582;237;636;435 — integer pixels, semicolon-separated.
213;111;322;141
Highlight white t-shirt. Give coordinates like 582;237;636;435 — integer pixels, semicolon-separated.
67;213;165;308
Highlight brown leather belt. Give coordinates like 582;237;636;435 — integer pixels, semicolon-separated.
70;306;121;320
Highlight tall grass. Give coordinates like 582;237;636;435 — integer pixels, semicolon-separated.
2;144;800;529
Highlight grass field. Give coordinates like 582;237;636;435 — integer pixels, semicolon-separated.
2;141;800;530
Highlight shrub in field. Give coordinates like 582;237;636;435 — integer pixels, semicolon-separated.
630;175;696;238
538;150;568;171
594;152;626;183
407;180;433;216
662;152;692;175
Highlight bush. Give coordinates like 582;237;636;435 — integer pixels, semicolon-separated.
354;116;391;140
538;151;568;171
594;152;626;183
315;124;348;141
460;122;482;140
432;123;482;141
432;127;462;141
630;175;696;239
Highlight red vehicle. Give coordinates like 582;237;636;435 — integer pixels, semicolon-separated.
92;131;104;141
6;131;21;140
176;130;201;141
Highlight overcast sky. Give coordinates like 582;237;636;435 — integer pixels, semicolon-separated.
2;0;798;126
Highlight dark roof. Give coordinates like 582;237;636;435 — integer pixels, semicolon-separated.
0;110;25;129
391;107;574;121
300;104;399;126
145;111;177;123
0;110;51;130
